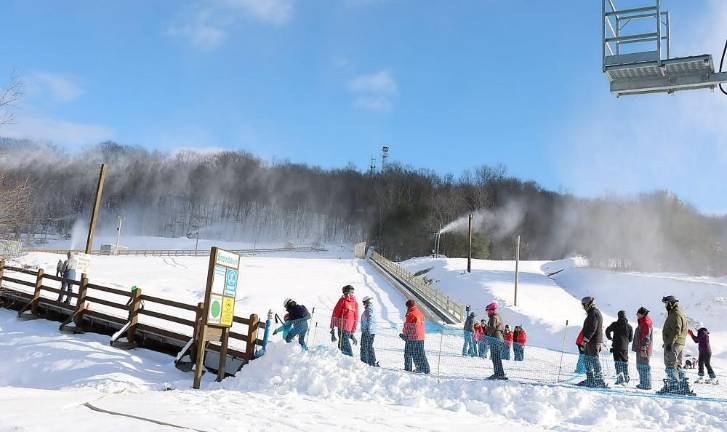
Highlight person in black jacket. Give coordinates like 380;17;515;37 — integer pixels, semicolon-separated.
605;310;634;385
578;296;607;388
282;298;311;349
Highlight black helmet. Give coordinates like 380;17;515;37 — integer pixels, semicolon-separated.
637;306;649;316
661;295;679;304
342;285;354;294
581;296;595;306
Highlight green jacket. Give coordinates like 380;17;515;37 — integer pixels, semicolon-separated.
662;306;688;346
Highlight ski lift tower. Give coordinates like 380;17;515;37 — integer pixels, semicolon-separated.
602;0;727;97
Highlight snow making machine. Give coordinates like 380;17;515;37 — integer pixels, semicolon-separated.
602;0;727;97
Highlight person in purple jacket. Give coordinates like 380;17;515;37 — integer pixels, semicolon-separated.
688;327;718;384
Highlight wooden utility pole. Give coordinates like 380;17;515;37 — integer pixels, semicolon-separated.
467;213;473;273
514;235;521;306
85;164;107;255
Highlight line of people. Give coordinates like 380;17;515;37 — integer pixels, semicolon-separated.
575;295;717;395
463;307;527;363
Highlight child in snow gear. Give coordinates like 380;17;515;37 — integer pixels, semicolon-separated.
330;285;359;356
575;330;586;374
478;319;489;358
279;298;311;349
689;327;717;384
578;296;607;388
502;325;513;360
463;312;476;356
632;307;653;390
360;296;379;367
56;259;64;277
473;321;484;357
56;252;77;304
606;310;633;385
657;296;695;395
485;302;507;380
401;299;430;374
513;325;526;361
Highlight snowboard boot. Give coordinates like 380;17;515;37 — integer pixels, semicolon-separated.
695;376;704;384
656;379;676;395
614;373;625;386
706;377;718;385
486;373;508;381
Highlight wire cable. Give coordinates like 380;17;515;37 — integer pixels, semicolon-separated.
720;40;727;96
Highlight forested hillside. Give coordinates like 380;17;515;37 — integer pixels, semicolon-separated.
2;139;727;275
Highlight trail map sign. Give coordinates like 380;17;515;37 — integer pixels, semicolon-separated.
193;247;240;389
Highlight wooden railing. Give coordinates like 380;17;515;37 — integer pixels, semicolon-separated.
370;251;464;323
21;246;326;257
0;260;265;369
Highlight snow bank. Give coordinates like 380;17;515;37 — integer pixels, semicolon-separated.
219;342;727;431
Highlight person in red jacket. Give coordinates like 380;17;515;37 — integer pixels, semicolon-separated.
400;299;430;374
502;325;513;360
330;285;359;356
473;322;484;357
513;325;527;361
575;329;586;374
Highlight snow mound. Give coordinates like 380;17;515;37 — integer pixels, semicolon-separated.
218;342;727;431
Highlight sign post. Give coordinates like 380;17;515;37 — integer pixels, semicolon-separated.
193;247;240;389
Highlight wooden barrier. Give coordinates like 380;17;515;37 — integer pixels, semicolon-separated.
0;263;266;376
20;246;326;257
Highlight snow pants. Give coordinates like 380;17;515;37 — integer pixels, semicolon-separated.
479;339;488;358
462;331;475;356
501;343;511;360
584;343;605;385
513;343;524;361
613;350;629;381
664;343;685;381
338;329;353;356
57;269;76;304
489;338;506;377
698;352;716;379
636;356;652;389
285;321;309;349
405;340;430;374
360;332;378;366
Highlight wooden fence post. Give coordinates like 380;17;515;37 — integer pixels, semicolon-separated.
30;268;44;316
245;313;260;361
126;287;142;345
73;275;89;327
0;259;4;283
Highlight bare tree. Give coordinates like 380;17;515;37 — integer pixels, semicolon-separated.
0;74;22;126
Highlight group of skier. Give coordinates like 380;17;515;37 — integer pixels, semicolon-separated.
462;306;527;363
575;295;717;395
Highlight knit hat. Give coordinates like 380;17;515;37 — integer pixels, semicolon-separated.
362;296;372;304
637;306;649;316
342;285;354;294
485;302;498;311
405;299;416;308
661;295;678;304
617;310;626;320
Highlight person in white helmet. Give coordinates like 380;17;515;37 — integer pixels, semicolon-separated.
360;296;379;366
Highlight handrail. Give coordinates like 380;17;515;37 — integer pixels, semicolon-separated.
370;251;464;323
20;246;327;256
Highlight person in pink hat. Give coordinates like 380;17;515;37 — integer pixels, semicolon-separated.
485;302;507;380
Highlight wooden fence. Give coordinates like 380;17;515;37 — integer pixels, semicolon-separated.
21;246;325;257
0;260;266;376
370;251;464;323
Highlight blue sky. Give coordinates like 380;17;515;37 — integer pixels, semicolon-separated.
1;0;726;212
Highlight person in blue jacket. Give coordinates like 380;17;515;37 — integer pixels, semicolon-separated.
276;298;311;349
360;296;379;366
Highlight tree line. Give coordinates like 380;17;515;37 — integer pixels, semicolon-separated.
1;139;726;275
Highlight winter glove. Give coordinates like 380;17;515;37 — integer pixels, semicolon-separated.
399;333;406;341
350;334;358;345
330;329;337;342
688;329;694;337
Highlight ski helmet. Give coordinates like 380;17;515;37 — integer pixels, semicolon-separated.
581;296;595;307
637;306;649;316
283;298;295;308
342;285;355;294
485;302;498;311
661;295;679;304
362;296;372;304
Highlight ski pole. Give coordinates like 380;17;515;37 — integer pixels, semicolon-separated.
557;319;568;383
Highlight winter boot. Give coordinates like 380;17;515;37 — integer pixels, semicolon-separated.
695;376;704;384
614;373;625;386
706;377;719;385
675;378;696;396
486;373;508;380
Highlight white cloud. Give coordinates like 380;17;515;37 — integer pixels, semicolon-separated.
2;115;114;147
26;72;82;103
347;69;397;112
168;0;294;49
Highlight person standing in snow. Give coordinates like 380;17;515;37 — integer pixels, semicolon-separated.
502;325;513;361
632;307;653;390
330;285;359;356
360;296;379;367
575;329;586;374
56;251;77;304
463;311;476;356
513;325;526;361
55;259;64;277
605;310;633;385
485;302;507;380
401;299;430;374
689;327;717;384
280;298;311;349
577;296;607;388
657;295;693;395
473;321;484;357
478;319;489;358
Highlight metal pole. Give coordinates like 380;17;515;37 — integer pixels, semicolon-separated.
85;164;107;255
114;216;123;254
467;214;473;273
195;232;199;255
514;235;520;306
